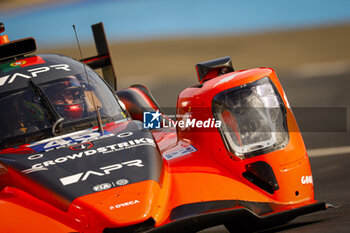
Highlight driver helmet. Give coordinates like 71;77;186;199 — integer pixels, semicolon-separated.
49;76;85;120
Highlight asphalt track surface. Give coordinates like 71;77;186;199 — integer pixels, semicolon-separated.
150;66;350;233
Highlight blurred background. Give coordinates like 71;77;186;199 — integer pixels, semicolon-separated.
1;0;350;106
1;1;350;232
1;0;350;158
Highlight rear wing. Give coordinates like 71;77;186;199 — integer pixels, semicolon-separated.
82;22;117;90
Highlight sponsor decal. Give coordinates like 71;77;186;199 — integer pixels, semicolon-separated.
301;175;313;184
29;130;132;152
93;183;112;192
29;130;113;152
163;145;197;160
11;61;26;67
117;132;133;138
22;138;155;174
143;110;161;129
115;178;129;186
69;142;94;151
0;56;45;72
92;178;130;192
109;200;140;210
27;154;44;160
59;159;144;185
0;64;70;86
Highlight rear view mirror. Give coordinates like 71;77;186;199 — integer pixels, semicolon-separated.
0;37;37;62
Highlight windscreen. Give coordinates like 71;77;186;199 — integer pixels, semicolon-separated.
0;68;125;149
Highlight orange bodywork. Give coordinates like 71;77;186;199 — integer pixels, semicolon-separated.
0;34;9;44
0;68;320;232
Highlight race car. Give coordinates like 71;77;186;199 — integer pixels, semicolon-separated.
0;22;327;233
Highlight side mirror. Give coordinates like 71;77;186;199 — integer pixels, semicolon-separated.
0;37;37;62
195;56;234;83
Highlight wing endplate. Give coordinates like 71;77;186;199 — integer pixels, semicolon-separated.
82;22;117;90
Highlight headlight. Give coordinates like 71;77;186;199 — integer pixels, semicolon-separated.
213;77;289;159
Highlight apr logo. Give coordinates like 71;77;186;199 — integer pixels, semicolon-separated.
143;110;161;129
0;64;70;87
59;159;144;186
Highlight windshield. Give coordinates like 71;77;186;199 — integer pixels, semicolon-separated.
0;69;125;149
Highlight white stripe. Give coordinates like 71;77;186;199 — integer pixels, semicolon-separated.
308;146;350;157
60;173;83;186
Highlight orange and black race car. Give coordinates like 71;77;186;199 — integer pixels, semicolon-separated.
0;22;328;233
